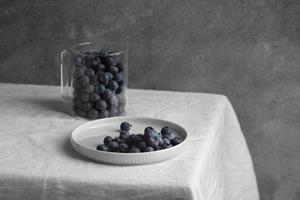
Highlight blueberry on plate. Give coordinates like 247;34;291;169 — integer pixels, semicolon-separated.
161;144;173;149
127;134;136;146
119;143;129;153
157;137;164;146
163;138;171;145
137;141;147;151
153;145;162;151
108;141;119;152
134;134;144;145
144;147;154;152
120;122;132;132
161;126;173;137
146;137;159;147
87;109;99;119
95;100;107;111
120;132;129;140
171;137;183;146
103;136;113;146
128;147;140;153
163;134;174;140
96;144;109;151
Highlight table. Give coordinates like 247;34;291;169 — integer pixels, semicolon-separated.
0;83;259;200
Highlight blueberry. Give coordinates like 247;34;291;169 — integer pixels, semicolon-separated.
138;141;147;151
99;48;109;58
116;84;125;94
128;147;140;153
127;134;136;146
83;84;95;93
114;72;123;82
108;80;118;91
102;89;113;100
96;144;109;151
146;137;159;147
171;137;183;145
102;56;116;66
81;102;92;112
161;144;173;149
86;68;95;77
116;62;124;72
103;136;113;146
144;128;159;139
90;93;100;101
99;110;109;118
89;74;98;85
80;93;90;102
108;66;119;74
108;141;119;152
73;98;82;107
94;84;106;94
105;72;114;80
109;107;118;117
161;126;173;136
77;111;87;118
144;147;154;152
73;67;85;77
79;76;90;86
93;64;106;72
153;145;162;151
114;137;126;144
95;100;107;111
98;73;110;85
109;95;119;108
88;109;98;119
91;57;101;67
119;143;129;153
120;122;132;132
134;134;144;145
163;138;171;145
158;137;164;146
120;132;129;140
163;134;174;140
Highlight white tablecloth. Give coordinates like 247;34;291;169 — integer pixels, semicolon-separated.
0;84;259;200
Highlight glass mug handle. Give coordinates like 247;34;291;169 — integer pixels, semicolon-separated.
60;50;73;101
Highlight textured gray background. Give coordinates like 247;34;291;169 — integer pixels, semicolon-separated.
0;0;300;199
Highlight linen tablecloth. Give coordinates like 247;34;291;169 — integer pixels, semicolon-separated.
0;83;259;200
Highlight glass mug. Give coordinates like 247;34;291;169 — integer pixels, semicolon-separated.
61;42;128;119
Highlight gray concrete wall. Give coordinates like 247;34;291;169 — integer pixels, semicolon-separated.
0;0;300;199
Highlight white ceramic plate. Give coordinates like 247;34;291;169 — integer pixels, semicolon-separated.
71;117;188;165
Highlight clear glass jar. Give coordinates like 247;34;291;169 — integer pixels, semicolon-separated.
61;42;128;119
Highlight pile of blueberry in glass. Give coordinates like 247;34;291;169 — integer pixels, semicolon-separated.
72;48;126;119
96;122;183;153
